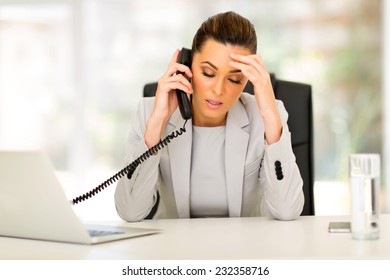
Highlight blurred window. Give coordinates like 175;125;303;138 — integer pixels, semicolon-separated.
0;0;381;219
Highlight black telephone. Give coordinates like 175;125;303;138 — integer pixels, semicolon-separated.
71;48;193;205
175;47;192;120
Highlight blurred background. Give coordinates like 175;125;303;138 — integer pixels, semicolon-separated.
0;0;385;221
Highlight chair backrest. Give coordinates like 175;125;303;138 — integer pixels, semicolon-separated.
143;74;315;215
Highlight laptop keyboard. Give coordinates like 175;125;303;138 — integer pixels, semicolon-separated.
88;229;124;237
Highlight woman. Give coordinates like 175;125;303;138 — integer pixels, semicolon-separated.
115;11;304;221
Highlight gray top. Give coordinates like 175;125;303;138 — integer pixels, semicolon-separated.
190;126;228;217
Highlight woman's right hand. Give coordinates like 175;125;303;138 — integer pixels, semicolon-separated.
144;49;193;148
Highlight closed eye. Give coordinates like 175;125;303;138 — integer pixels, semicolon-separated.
228;78;242;84
202;71;215;78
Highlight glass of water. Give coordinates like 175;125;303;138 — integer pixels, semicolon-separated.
349;154;380;240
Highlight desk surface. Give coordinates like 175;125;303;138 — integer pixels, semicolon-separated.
1;215;389;260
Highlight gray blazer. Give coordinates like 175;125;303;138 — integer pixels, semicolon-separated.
115;92;304;221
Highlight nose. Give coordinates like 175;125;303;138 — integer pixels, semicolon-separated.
212;78;225;96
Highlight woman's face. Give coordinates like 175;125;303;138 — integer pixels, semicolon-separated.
191;39;251;127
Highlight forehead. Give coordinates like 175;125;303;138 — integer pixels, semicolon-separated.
193;39;251;65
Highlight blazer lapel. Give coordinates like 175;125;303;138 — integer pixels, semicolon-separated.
225;99;250;217
166;110;193;218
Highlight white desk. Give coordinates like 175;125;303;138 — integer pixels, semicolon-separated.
1;215;389;260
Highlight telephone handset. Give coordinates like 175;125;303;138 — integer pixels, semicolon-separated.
71;47;192;205
176;47;192;120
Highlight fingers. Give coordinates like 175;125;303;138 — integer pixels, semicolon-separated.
229;52;275;107
163;49;193;79
229;53;267;82
157;49;194;95
158;74;193;95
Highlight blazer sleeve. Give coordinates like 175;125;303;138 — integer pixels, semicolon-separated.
114;98;160;222
259;100;305;220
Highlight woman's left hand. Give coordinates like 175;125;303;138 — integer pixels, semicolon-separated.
229;53;282;144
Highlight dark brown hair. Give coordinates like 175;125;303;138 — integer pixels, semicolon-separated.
191;11;257;55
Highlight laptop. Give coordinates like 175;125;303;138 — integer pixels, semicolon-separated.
0;150;159;244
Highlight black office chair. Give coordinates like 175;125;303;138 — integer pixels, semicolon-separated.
143;74;315;215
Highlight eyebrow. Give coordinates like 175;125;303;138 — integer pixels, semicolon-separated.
201;61;242;73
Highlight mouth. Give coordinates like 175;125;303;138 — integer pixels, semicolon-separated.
206;99;223;109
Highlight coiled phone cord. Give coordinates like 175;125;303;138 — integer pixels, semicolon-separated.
70;120;188;205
